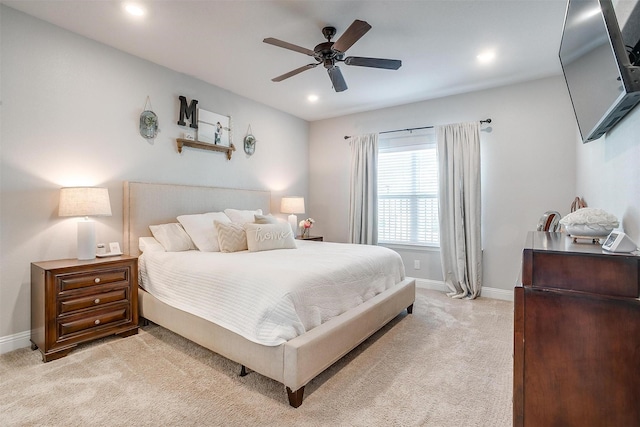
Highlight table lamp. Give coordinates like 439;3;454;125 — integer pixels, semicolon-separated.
59;187;112;260
280;197;305;235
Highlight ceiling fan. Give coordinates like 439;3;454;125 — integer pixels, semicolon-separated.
263;19;402;92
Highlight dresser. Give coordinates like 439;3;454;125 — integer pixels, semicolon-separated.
31;256;139;362
514;232;640;426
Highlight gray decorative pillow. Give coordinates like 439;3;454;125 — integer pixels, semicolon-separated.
244;223;297;252
254;214;279;224
215;221;248;253
149;223;196;252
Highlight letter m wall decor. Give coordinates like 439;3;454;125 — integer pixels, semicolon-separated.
177;96;198;129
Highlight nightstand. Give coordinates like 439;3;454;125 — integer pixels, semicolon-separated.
296;235;323;242
31;255;139;362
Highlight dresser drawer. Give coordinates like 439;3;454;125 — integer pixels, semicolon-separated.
59;288;128;315
57;268;130;293
531;252;639;298
58;305;130;338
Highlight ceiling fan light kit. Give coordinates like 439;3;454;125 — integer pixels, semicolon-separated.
263;19;402;92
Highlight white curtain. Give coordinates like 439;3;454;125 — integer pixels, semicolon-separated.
348;133;378;245
437;122;482;299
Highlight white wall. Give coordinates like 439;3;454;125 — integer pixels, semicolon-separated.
576;106;640;242
309;76;578;292
0;7;309;342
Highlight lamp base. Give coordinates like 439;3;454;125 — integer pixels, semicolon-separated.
288;214;298;235
77;219;96;260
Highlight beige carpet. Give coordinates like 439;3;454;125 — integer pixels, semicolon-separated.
0;289;513;426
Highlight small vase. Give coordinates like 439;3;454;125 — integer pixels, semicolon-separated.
302;228;309;238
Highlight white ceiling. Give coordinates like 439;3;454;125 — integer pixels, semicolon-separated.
4;0;570;121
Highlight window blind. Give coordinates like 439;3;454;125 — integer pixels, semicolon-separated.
378;132;439;246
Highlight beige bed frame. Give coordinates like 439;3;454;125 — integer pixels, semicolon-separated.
123;181;415;407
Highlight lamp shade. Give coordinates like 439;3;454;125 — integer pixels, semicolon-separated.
59;187;112;217
280;197;305;214
59;187;112;260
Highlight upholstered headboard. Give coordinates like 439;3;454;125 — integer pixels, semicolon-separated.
123;181;271;256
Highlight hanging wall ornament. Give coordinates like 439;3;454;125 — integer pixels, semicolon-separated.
244;124;256;156
139;96;159;139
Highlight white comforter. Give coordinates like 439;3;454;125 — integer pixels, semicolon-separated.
138;240;405;346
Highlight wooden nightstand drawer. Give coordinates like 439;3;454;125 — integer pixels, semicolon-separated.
57;268;129;293
59;288;128;315
58;305;130;338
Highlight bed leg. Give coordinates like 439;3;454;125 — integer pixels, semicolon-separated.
286;386;305;408
139;317;150;327
407;304;414;314
239;365;249;377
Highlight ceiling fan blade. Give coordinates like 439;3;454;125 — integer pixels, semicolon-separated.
263;37;315;56
327;66;348;92
272;63;318;82
344;56;402;70
332;19;371;53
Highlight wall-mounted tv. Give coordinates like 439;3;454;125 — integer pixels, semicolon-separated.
559;0;640;142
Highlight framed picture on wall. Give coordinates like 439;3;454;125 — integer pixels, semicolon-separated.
198;109;232;147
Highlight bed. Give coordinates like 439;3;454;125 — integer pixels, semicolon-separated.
123;181;416;407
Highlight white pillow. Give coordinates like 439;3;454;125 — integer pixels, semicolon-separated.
149;223;196;252
224;208;263;224
244;223;297;252
215;221;248;253
177;212;231;252
254;213;279;224
139;237;166;253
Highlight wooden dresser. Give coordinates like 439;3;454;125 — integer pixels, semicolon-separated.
31;256;139;362
514;232;640;426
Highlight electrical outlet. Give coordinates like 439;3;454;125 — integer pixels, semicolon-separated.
414;260;421;270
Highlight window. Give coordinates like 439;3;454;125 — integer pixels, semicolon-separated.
377;130;439;247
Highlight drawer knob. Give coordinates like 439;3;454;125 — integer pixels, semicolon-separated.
94;278;101;284
94;298;100;304
94;319;100;325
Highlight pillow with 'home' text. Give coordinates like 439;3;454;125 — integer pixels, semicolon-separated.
243;223;297;252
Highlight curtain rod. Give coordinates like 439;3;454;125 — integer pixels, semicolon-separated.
343;119;492;140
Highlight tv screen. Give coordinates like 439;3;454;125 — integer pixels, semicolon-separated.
559;0;640;142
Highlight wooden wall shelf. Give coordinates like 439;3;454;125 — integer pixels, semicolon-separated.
176;138;236;160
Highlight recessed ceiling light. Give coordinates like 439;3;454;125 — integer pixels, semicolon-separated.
307;94;319;102
124;3;145;17
477;50;496;64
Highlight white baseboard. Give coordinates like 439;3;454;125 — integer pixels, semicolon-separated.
414;278;514;302
0;330;31;355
